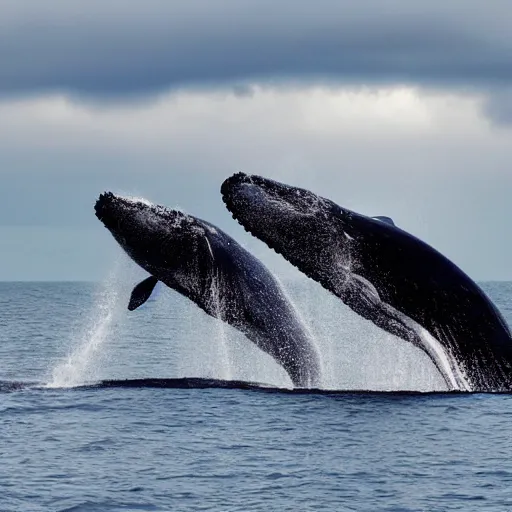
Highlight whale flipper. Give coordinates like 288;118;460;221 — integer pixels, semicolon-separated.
372;216;395;226
128;276;159;311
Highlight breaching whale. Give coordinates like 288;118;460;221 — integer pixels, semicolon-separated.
221;173;512;392
94;192;321;388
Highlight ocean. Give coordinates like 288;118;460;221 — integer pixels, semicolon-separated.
1;262;512;511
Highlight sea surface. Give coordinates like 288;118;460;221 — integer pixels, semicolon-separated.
1;266;512;511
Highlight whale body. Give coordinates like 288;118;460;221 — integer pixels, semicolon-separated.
95;192;321;388
221;173;512;392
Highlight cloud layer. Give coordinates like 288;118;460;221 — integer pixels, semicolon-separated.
1;0;511;98
0;84;511;279
1;2;511;279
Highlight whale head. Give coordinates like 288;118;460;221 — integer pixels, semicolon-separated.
94;192;216;291
221;172;356;280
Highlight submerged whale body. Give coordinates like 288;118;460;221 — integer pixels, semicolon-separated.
4;379;499;395
221;172;512;392
94;192;321;388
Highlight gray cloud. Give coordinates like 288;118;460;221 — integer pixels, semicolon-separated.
483;88;512;125
1;0;512;99
0;85;511;279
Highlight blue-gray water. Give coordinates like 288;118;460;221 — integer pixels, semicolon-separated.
2;270;512;511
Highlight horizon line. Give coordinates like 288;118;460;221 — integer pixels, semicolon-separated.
0;279;510;285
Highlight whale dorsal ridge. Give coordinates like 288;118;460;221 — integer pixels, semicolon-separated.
372;216;396;226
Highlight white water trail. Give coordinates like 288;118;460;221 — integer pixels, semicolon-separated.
210;272;232;381
47;262;125;388
273;273;324;388
286;277;448;392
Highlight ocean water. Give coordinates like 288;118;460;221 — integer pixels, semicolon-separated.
1;263;512;511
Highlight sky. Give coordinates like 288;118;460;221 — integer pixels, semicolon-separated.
1;0;512;281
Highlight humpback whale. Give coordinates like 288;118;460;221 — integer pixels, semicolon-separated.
221;173;512;392
94;192;321;388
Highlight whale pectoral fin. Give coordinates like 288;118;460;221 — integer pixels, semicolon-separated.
372;216;396;226
128;276;159;311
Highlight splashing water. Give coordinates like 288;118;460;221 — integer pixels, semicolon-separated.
287;277;448;391
273;273;324;388
44;243;448;391
209;271;233;381
47;262;126;388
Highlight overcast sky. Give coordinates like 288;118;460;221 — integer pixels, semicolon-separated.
1;0;511;281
